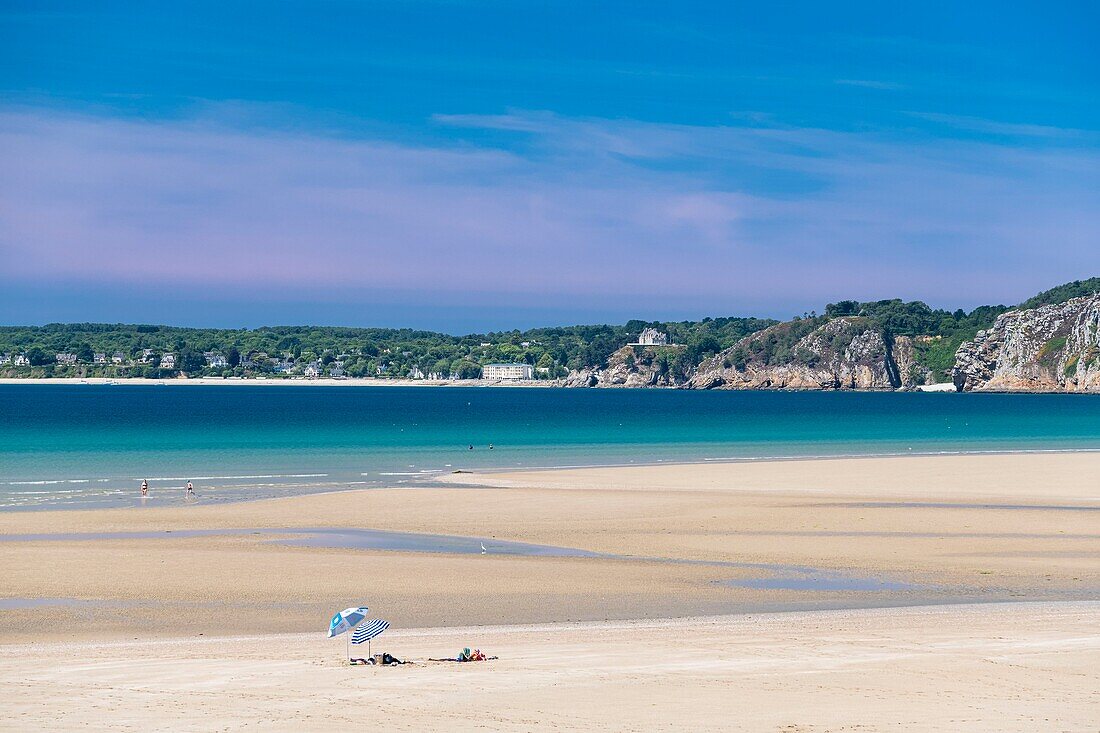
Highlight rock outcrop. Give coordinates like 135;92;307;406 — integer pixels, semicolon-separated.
952;293;1100;392
564;345;686;388
561;286;1100;393
684;317;916;390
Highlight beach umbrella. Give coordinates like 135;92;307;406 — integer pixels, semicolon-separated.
328;606;369;637
328;606;369;660
351;619;390;658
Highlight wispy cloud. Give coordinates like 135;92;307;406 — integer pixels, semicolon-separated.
906;111;1095;140
833;79;905;91
1;105;1098;322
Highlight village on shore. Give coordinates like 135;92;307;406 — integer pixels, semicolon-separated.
0;328;676;383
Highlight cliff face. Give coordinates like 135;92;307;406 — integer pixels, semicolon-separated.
953;294;1100;392
563;345;686;388
685;317;916;390
560;285;1100;392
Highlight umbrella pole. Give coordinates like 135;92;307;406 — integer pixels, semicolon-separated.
346;633;350;662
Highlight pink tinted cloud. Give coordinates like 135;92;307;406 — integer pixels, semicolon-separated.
1;107;1097;313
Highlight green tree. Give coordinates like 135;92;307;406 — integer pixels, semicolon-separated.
536;352;554;378
178;349;205;374
450;359;481;379
26;347;54;366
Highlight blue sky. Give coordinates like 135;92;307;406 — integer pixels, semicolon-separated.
1;1;1097;332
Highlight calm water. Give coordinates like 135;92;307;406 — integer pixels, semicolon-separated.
1;385;1098;509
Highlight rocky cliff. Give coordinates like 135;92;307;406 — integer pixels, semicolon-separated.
563;345;686;388
952;293;1100;392
684;317;920;390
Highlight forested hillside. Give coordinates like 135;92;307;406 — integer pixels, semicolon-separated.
0;318;773;379
3;278;1096;386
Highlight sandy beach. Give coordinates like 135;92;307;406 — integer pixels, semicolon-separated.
2;603;1096;732
1;452;1098;729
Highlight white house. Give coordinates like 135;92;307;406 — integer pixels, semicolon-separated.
138;348;156;364
303;361;323;378
0;353;11;365
633;328;669;346
483;363;534;380
160;353;176;369
13;354;29;366
204;352;228;368
328;364;345;378
93;353;107;364
409;366;425;380
111;352;126;364
56;353;78;365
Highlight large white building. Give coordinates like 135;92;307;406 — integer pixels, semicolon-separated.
482;363;534;380
633;328;669;346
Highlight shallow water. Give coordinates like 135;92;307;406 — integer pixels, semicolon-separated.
0;527;605;558
3;385;1100;509
275;528;604;557
719;572;914;592
0;526;920;594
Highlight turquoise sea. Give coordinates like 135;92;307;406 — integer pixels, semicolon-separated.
1;385;1098;509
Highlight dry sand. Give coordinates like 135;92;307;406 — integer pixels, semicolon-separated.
1;603;1096;732
1;453;1098;729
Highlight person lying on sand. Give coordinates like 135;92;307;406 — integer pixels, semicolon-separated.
429;647;497;662
350;653;407;665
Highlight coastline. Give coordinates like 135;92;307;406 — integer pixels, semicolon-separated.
4;377;1098;393
0;376;555;387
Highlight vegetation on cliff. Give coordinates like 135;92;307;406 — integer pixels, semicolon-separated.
1018;278;1100;311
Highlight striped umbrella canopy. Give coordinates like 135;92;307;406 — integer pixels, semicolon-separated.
327;606;369;638
351;619;390;645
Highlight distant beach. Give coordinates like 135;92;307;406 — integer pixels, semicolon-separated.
0;376;551;387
